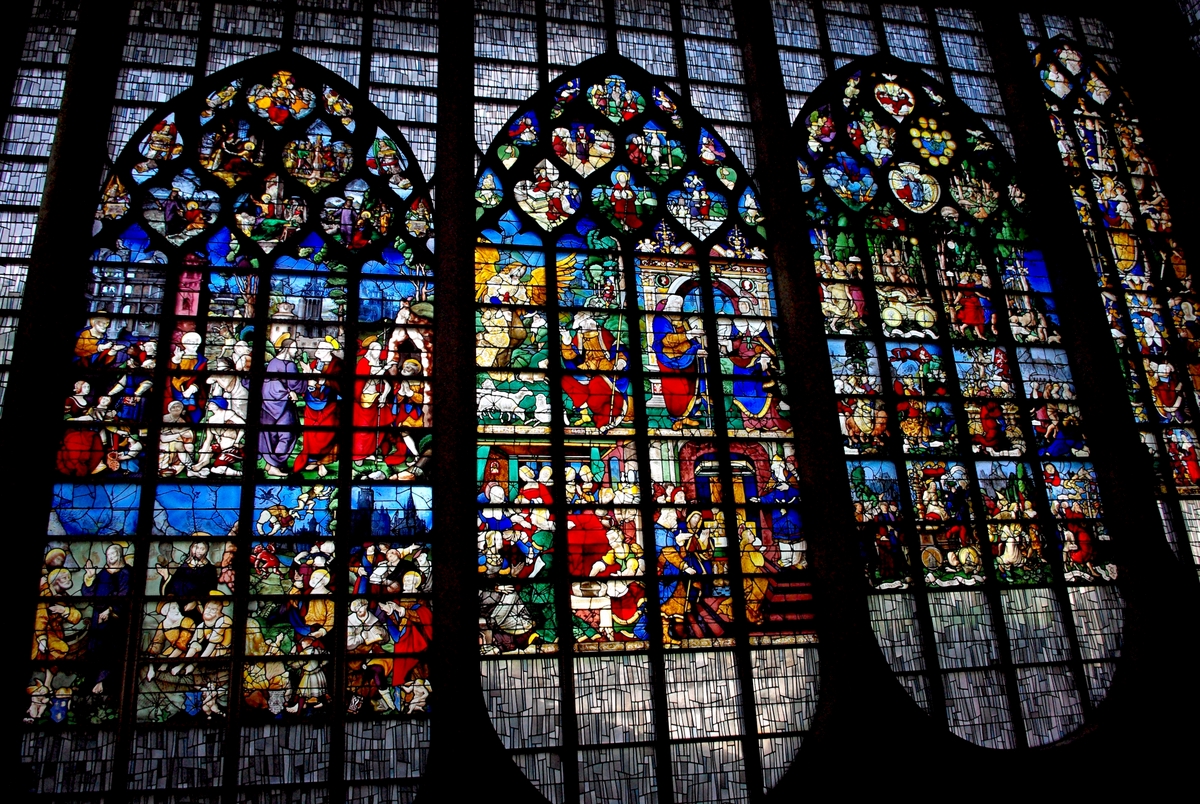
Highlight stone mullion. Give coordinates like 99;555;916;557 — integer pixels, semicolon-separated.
731;0;892;765
420;1;538;801
4;1;134;795
667;0;691;105
602;0;618;54
535;0;550;90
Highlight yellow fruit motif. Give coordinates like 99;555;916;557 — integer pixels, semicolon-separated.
909;116;957;167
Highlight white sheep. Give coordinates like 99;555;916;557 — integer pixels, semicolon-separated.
477;386;533;423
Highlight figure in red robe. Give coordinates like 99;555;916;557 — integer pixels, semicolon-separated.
953;287;988;338
384;598;431;687
518;465;554;505
353;340;394;461
567;511;618;577
560;311;629;432
973;400;1012;453
293;338;342;475
609;170;641;229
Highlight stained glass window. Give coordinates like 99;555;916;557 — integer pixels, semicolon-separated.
25;56;436;801
0;2;440;413
1032;38;1200;579
105;1;440;184
1020;13;1121;70
795;58;1123;747
473;0;755;177
12;2;1200;798
771;2;1015;154
474;59;817;802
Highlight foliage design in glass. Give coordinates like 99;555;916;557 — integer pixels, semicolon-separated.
475;58;816;801
34;56;436;768
797;57;1122;749
1035;38;1200;572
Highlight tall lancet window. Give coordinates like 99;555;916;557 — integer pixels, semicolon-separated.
795;58;1123;748
26;56;436;801
474;57;817;803
1034;39;1200;577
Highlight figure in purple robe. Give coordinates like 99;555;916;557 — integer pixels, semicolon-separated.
259;339;305;476
162;188;185;235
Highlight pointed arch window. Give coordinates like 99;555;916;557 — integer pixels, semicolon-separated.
795;58;1123;748
27;56;435;799
473;58;817;802
1034;38;1200;575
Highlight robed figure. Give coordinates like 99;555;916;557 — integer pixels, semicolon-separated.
560;311;629;432
652;296;705;429
259;338;305;476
